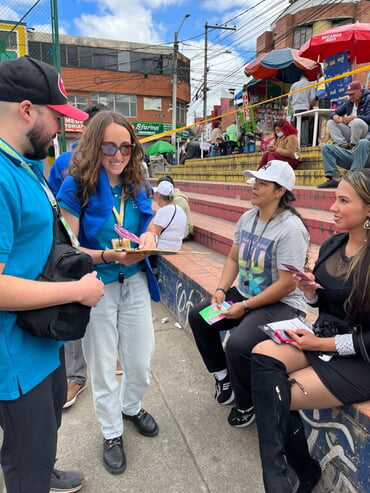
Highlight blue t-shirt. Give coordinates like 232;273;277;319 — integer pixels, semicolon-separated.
0;141;64;401
59;183;143;284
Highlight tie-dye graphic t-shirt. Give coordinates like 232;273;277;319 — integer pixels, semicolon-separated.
234;208;309;313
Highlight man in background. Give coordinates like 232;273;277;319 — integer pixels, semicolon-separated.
289;74;317;147
317;138;370;188
327;81;370;148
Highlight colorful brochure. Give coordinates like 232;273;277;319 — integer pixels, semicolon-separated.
199;301;233;325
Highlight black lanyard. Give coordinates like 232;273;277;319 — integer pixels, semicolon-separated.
244;208;282;271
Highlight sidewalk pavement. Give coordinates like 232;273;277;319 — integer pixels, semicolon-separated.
1;300;264;493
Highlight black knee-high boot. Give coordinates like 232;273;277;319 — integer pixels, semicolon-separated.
251;353;299;493
286;412;322;493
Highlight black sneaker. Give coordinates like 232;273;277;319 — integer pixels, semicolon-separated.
227;406;255;427
214;375;234;405
49;468;85;492
317;178;340;189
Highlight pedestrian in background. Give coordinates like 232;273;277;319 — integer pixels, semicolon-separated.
289;74;317;147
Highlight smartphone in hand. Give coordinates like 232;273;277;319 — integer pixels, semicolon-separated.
282;263;323;289
275;329;295;343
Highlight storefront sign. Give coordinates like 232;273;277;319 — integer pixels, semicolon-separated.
64;118;84;133
133;121;188;138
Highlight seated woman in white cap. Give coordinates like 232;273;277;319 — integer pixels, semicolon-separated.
152;180;186;251
188;160;310;429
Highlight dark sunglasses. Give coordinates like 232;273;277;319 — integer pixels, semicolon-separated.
101;143;136;157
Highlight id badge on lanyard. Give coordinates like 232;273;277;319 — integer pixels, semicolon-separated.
111;196;130;249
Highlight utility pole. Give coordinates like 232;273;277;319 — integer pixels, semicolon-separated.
51;0;66;153
202;22;237;135
171;14;190;150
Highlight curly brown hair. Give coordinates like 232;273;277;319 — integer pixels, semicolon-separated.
69;111;150;207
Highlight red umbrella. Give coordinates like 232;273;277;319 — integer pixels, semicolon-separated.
298;23;370;63
244;47;321;83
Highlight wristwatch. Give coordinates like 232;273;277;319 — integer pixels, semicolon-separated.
153;233;159;245
242;300;250;313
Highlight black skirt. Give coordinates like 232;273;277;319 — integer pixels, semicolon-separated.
305;351;370;404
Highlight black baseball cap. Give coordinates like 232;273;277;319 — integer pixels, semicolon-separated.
0;56;88;121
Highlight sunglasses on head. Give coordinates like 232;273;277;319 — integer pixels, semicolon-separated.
101;143;136;157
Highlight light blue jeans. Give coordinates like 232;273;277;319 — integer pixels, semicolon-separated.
82;271;154;439
321;139;370;178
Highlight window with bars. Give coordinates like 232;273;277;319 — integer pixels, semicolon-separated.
67;95;88;110
91;92;137;118
293;25;313;50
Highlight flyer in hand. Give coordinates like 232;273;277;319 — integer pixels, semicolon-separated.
258;316;314;344
110;248;212;255
199;301;233;325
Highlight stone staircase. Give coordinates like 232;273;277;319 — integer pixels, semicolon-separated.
156;146;332;186
149;165;370;493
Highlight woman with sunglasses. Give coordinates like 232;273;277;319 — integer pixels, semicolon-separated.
57;111;160;475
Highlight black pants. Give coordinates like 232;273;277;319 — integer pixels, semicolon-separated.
292;110;313;147
0;348;67;493
188;287;303;409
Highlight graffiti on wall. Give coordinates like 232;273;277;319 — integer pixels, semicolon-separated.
301;409;369;493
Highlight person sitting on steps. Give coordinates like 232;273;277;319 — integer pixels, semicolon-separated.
317;138;370;188
327;81;370;150
188;161;309;428
258;119;301;170
251;169;370;493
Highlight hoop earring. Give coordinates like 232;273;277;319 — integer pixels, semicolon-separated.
364;217;370;230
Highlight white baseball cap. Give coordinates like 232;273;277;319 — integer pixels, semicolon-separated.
153;181;174;196
243;160;295;191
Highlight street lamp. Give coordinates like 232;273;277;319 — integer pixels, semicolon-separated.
171;13;190;149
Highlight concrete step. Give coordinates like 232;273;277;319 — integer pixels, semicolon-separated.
191;210;320;269
152;180;337;211
187;192;334;245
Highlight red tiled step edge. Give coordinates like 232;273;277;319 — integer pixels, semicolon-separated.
191;211;320;269
150;179;337;211
187;192;334;245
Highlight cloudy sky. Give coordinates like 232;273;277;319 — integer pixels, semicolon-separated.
3;0;291;119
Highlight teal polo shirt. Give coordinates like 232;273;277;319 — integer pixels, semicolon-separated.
0;142;64;401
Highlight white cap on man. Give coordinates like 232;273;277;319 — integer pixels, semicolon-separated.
153;181;174;196
243;160;295;191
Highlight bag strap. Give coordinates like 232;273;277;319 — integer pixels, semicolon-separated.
358;326;370;367
0;139;79;247
160;205;177;235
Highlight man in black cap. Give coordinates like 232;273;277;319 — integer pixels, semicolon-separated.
0;56;104;493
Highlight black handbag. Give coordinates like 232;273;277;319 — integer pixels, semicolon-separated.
313;312;349;338
17;187;94;341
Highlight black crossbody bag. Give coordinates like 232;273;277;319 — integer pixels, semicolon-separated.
7;147;94;340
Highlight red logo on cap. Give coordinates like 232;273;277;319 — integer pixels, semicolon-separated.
57;75;68;99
